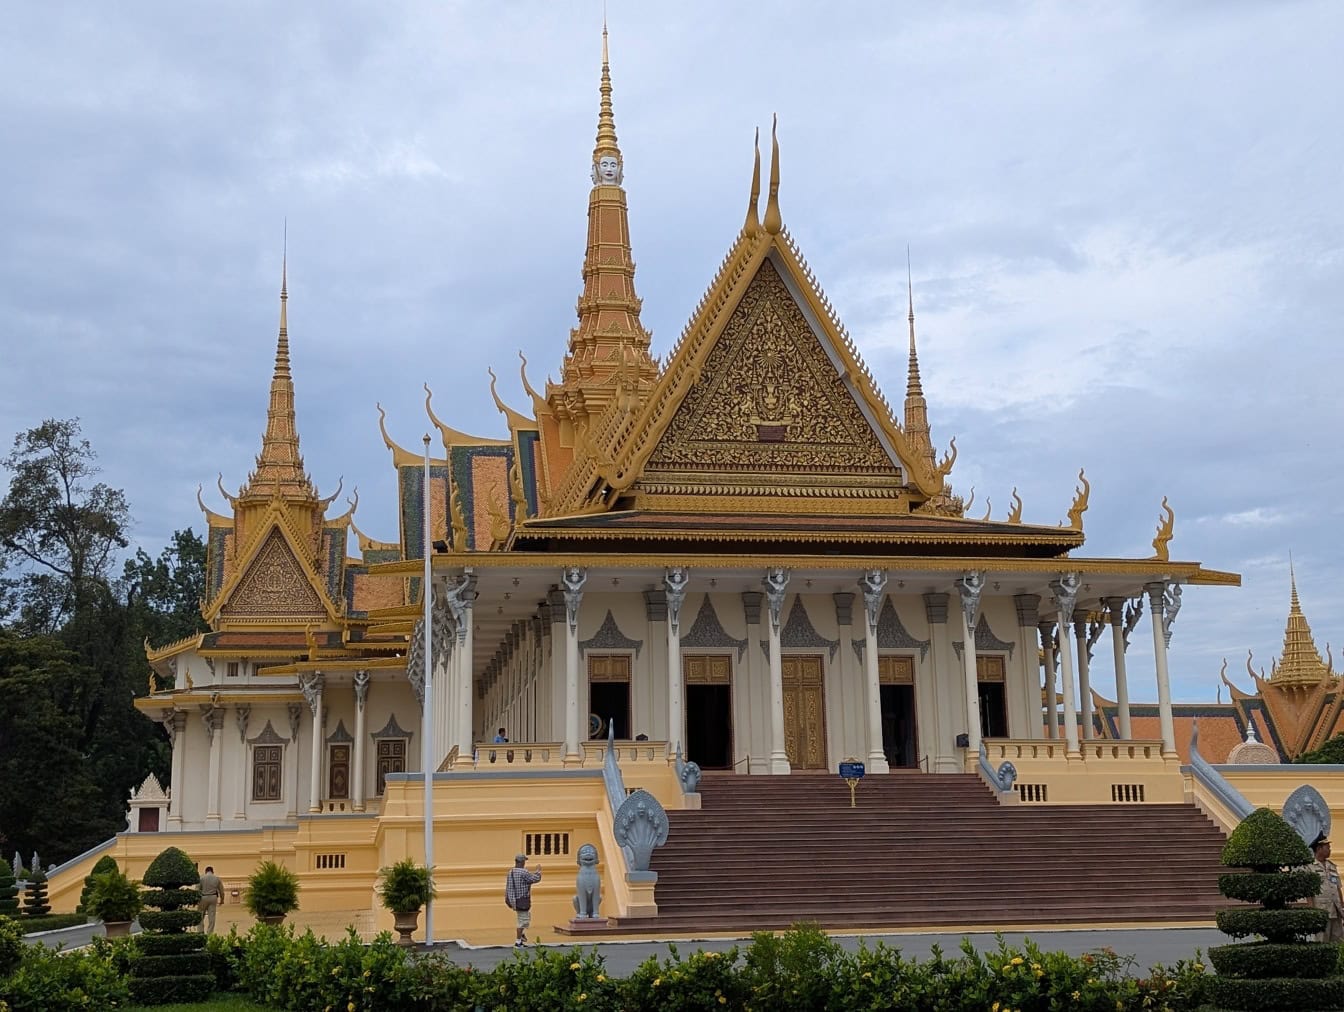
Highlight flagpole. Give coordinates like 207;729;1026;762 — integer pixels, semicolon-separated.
421;434;435;947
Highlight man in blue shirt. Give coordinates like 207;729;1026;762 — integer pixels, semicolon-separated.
493;727;508;744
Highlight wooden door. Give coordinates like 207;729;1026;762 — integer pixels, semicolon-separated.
328;744;350;799
782;655;827;769
376;739;406;796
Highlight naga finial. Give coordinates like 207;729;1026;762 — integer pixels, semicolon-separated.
1007;488;1023;524
1067;468;1090;531
216;473;238;507
964;486;976;516
1151;495;1175;561
518;351;546;411
936;436;958;479
980;498;992;522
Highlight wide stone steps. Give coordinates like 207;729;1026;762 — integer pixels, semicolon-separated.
610;772;1227;934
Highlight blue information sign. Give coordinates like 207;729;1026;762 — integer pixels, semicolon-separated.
839;761;865;779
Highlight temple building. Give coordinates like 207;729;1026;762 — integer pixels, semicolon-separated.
132;28;1240;834
1094;567;1342;763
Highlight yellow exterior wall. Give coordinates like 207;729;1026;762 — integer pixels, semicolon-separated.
980;739;1185;804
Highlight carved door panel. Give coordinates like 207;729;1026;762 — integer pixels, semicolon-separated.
782;655;827;769
376;739;406;796
328;744;350;799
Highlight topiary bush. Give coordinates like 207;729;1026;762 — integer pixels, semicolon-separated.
0;863;18;918
19;871;47;920
77;855;119;915
1210;807;1344;1010
127;846;212;1006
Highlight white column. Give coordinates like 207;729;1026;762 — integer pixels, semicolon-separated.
302;673;324;812
286;704;302;819
449;574;475;762
955;573;984;754
548;590;567;741
1051;576;1080;755
665;568;689;755
859;570;890;773
562;567;587;762
1039;621;1059;740
763;568;791;774
741;591;767;773
1146;582;1178;756
1012;595;1041;738
233;706;250;821
203;705;224;827
922;594;956;773
1074;618;1094;740
353;671;369;811
1106;597;1133;740
164;710;185;828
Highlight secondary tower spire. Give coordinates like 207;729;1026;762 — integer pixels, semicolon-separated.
902;247;935;469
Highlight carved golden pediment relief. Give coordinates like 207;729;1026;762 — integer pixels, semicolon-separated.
220;528;327;619
645;259;902;481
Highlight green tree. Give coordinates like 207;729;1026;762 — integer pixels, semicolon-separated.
122;527;208;684
1295;732;1344;764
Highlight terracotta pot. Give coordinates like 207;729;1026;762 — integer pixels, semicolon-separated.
103;920;132;939
392;909;420;947
259;914;286;926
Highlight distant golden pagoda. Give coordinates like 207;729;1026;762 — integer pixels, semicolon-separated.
1269;564;1330;686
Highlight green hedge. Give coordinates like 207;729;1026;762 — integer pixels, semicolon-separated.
1209;941;1340;979
139;932;208;956
125;973;214;1006
1207;972;1344;1010
138;908;202;933
0;915;22;977
1220;870;1323;908
1222;808;1313;871
128;951;212;979
141;886;201;911
16;913;84;934
141;847;199;889
1215;906;1328;942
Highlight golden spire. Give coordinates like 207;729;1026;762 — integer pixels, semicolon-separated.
763;115;782;235
548;23;657;434
902;247;934;469
240;237;315;501
743;128;761;235
1274;558;1329;685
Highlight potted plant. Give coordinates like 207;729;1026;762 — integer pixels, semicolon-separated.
243;860;300;925
378;858;436;947
86;866;143;938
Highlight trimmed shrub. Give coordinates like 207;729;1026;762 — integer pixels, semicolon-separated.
127;845;211;1006
12;913;83;935
141;932;212;956
243;860;299;920
0;864;18;917
0;916;22;977
18;871;47;921
0;942;129;1011
204;927;243;993
1221;807;1313;872
77;855;119;914
1208;973;1344;1009
1210;941;1339;979
1216;906;1329;942
741;921;844;1011
1220;869;1322;908
622;943;747;1010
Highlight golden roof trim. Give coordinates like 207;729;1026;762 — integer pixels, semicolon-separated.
425;384;509;448
145;632;205;662
378;403;444;468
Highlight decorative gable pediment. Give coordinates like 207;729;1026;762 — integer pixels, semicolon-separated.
220;527;327;620
643;258;903;488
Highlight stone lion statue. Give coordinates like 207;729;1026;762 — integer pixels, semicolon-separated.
572;843;602;919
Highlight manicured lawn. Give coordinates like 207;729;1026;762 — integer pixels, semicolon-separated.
127;996;276;1012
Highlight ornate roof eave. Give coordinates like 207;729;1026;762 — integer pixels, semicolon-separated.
145;632;205;664
487;368;538;437
377;403;451;469
201;501;343;625
350;514;399;554
196;485;233;528
134;690;307;715
259;656;408;675
509;524;1082;549
365;550;1240;585
424;384;510;449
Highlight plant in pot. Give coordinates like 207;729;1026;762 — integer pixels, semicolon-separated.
87;866;143;938
378;858;436;947
78;854;119;919
243;860;300;925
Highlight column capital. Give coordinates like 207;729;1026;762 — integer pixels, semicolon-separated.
741;590;763;626
665;567;690;636
1144;581;1168;610
859;569;888;634
832;591;855;627
1103;596;1127;623
643;588;668;622
562;566;587;634
1014;593;1041;629
762;568;789;634
923;592;949;625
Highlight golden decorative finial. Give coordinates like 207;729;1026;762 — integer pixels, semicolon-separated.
964;485;975;515
1067;468;1090;531
935;436;957;479
1150;495;1175;561
744;127;761;235
906;245;923;398
149;672;159;695
592;21;622;185
518;351;546;412
763;114;782;235
449;483;468;553
216;473;238;507
1007;488;1023;524
980;498;992;522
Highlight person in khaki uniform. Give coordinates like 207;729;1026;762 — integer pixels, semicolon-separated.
198;865;222;934
1311;834;1344;942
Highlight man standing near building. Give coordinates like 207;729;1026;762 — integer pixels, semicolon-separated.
1311;834;1344;941
494;727;508;743
199;865;222;934
504;853;541;947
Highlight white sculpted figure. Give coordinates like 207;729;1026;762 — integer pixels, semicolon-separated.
592;154;622;185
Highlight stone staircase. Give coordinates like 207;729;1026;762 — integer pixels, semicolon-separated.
614;772;1227;933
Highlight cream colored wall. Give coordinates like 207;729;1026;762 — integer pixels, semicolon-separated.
1219;767;1344;833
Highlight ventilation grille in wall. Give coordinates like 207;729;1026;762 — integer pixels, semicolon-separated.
1016;783;1048;803
1111;784;1146;803
525;832;570;857
314;853;346;870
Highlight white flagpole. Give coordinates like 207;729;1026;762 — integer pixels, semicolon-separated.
421;434;435;947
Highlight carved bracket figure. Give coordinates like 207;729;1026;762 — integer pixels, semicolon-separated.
763;568;789;634
1122;597;1144;652
956;571;984;632
563;567;588;635
665;567;689;637
1162;584;1182;648
859;569;888;634
613;789;669;872
1051;572;1080;624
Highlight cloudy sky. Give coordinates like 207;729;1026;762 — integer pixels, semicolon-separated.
2;1;1340;705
